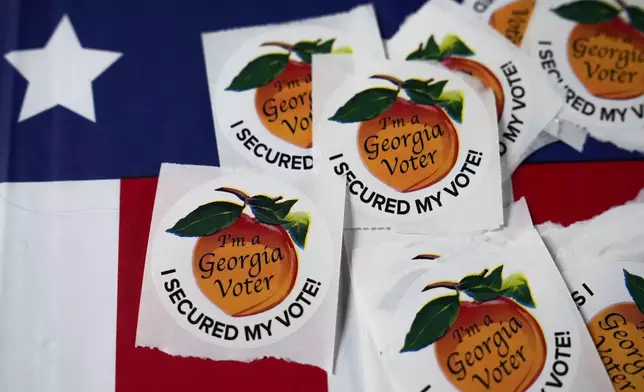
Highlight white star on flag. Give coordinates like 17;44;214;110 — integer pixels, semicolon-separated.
4;15;122;122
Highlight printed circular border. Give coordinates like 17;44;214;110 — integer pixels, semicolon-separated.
150;172;335;349
321;62;495;222
213;25;359;174
386;263;581;392
528;4;643;129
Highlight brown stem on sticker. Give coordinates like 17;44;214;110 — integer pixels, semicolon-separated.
413;254;441;260
216;187;250;202
422;281;459;292
272;196;283;202
261;41;294;51
421;269;488;292
370;74;403;88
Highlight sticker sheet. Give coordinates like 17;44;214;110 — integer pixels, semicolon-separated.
136;163;345;370
459;0;537;47
523;0;644;152
351;228;613;392
202;5;385;177
561;261;644;392
387;0;564;178
452;0;591;152
538;189;644;391
313;54;504;234
341;198;534;391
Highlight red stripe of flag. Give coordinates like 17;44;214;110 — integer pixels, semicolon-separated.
116;177;327;392
513;161;644;225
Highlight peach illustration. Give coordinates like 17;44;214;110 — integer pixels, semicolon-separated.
227;39;352;148
400;265;546;392
553;0;644;99
167;187;311;317
329;74;463;193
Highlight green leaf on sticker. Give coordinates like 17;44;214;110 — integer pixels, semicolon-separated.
437;90;464;123
458;274;486;291
293;41;321;63
318;39;336;53
552;0;620;24
406;48;425;60
402;79;428;91
329;88;398;123
464;286;507;302
293;39;337;63
624;269;644;313
293;52;313;63
247;196;297;217
425;36;441;57
502;273;536;308
246;195;274;206
458;266;506;301
250;204;288;225
439;34;475;58
282;211;311;249
406;35;442;60
275;199;298;217
425;80;448;98
226;53;289;91
332;46;353;54
626;6;644;33
403;79;448;105
484;265;504;290
248;197;297;225
166;201;243;237
401;294;460;353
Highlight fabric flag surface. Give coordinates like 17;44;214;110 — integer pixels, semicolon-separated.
0;181;119;392
1;0;644;392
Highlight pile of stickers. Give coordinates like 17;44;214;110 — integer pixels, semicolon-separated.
135;0;644;390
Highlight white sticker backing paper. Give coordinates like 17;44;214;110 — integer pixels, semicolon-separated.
336;198;532;392
313;54;504;234
351;228;613;392
459;0;537;47
386;0;564;178
523;0;644;152
538;189;644;391
136;163;345;371
202;4;385;177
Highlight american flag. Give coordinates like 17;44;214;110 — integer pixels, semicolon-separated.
1;0;643;391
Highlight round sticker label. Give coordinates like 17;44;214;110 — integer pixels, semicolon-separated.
386;262;582;392
150;173;335;348
322;62;494;222
213;25;358;174
388;21;554;165
564;261;644;391
465;0;536;46
529;0;644;129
